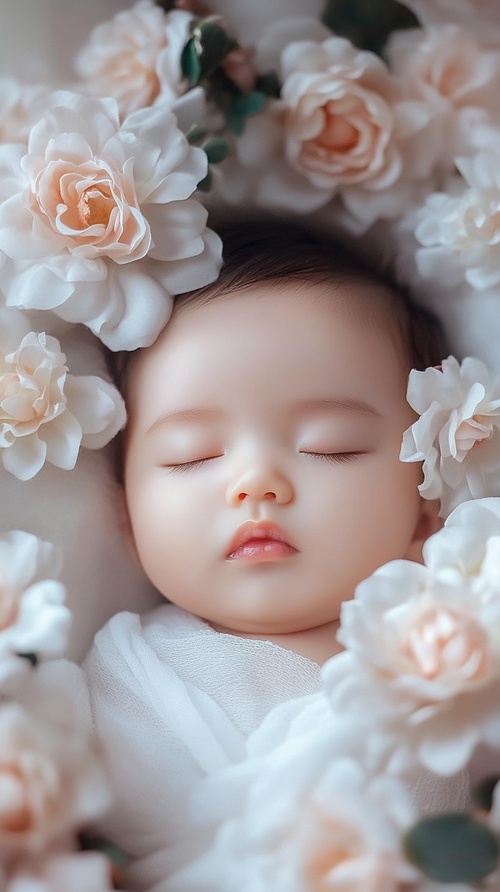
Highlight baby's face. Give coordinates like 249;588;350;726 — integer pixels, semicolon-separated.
124;282;426;637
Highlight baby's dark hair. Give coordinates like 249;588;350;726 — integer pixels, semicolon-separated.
108;215;449;480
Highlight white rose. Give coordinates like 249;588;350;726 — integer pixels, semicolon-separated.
0;530;70;693
75;1;193;118
411;151;500;293
0;308;126;480
400;357;500;516
0;91;222;351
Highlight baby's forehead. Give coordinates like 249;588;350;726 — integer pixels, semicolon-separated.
128;277;406;396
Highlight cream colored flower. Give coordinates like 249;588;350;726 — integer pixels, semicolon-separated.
0;308;126;480
400;356;500;516
416;165;500;292
0;79;48;145
0;530;69;693
239;31;435;230
0;661;110;859
400;0;500;43
7;852;114;892
75;1;193;118
0;91;222;351
387;25;500;165
281;37;401;189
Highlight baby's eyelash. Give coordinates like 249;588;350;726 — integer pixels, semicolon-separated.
302;452;361;464
166;456;222;473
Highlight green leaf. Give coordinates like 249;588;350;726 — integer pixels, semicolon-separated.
181;37;202;88
473;776;500;812
230;91;267;119
404;813;499;883
16;652;37;667
321;0;418;57
256;71;282;98
197;170;213;193
227;91;267;136
194;17;235;78
227;114;245;136
186;125;210;145
203;137;229;164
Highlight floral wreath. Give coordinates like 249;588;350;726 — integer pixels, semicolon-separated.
2;0;500;888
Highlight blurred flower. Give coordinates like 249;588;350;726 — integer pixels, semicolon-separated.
400;357;500;516
7;851;114;892
0;91;222;351
399;0;500;43
386;25;500;166
174;750;417;892
424;498;500;597
410;151;500;292
0;530;69;693
0;661;110;860
0;308;126;480
75;1;193;118
0;79;49;146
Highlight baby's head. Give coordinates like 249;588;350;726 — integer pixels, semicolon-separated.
111;217;447;659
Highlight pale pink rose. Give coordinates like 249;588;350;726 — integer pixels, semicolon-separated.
75;1;193;117
0;662;110;860
272;35;436;228
7;852;114;892
0;308;126;480
338;560;497;701
387;25;500;164
0;530;70;693
326;552;500;774
0;92;222;351
399;0;500;43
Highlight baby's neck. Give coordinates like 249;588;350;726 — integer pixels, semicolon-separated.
209;619;343;667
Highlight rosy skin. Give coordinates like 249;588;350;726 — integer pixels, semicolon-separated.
123;282;440;665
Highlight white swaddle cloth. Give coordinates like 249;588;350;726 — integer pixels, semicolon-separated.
85;603;322;890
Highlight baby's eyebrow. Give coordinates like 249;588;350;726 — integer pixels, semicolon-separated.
293;397;382;418
146;407;223;435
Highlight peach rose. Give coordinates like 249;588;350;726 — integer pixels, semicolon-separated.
75;1;193;117
0;663;110;859
0;92;222;351
387;25;500;164
280;36;404;192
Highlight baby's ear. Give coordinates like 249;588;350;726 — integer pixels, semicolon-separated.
405;497;442;564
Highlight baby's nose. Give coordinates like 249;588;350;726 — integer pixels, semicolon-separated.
226;466;293;506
